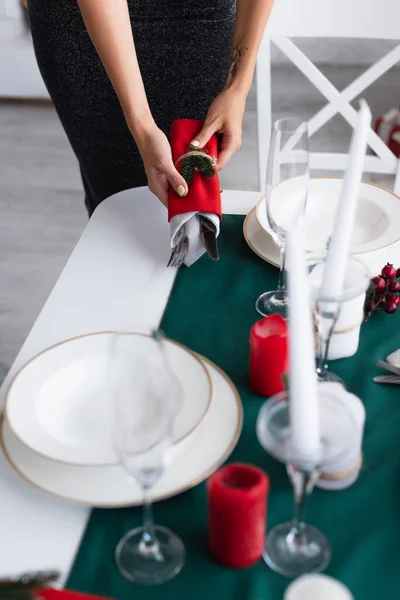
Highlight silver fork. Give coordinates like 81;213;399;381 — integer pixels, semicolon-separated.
167;235;189;268
373;374;400;385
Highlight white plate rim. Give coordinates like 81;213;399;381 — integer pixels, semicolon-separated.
4;332;213;467
255;177;400;255
244;200;400;279
244;207;279;268
0;355;243;507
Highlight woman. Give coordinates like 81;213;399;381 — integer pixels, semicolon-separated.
28;0;274;215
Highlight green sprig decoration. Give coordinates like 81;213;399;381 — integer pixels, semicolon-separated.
0;571;59;600
180;154;216;187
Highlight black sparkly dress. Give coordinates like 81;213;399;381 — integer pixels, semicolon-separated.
28;0;236;215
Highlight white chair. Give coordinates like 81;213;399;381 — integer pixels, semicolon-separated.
256;0;400;194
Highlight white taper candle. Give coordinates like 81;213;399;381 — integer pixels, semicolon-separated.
320;100;372;299
287;233;321;464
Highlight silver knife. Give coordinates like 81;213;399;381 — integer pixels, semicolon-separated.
373;374;400;385
200;217;219;261
376;359;400;377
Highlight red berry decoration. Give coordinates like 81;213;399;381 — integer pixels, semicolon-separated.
389;280;400;292
365;263;400;320
384;302;398;314
387;294;400;306
372;276;387;292
381;263;396;279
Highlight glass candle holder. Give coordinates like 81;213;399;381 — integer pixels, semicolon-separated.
256;384;358;579
308;256;370;383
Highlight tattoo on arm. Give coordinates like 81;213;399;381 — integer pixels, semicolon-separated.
229;34;248;79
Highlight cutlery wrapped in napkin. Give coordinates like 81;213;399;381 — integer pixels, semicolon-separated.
168;119;222;267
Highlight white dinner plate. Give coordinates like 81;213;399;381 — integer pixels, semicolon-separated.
256;178;400;255
5;333;212;467
245;201;400;277
1;357;243;507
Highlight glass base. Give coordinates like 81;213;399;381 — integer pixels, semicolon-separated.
263;522;331;579
115;525;185;585
256;291;288;318
316;370;345;386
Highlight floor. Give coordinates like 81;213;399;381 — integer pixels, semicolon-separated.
0;64;398;384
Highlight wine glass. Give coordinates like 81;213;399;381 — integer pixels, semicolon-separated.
256;118;309;318
308;256;370;383
111;332;185;585
256;383;358;579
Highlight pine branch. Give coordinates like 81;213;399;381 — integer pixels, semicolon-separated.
0;571;59;600
180;154;216;186
181;157;195;186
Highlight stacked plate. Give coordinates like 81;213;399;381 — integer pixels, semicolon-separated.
2;332;243;507
244;178;400;275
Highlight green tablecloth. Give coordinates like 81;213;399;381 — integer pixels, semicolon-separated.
67;215;400;599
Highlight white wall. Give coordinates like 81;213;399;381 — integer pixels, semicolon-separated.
0;0;398;99
0;0;49;99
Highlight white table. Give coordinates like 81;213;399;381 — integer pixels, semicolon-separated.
0;187;259;585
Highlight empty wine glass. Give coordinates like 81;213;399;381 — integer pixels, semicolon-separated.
256;384;358;579
256;119;309;318
111;332;185;585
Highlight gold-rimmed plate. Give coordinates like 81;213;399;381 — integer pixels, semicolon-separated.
1;356;243;507
5;332;212;467
245;181;400;276
255;178;400;255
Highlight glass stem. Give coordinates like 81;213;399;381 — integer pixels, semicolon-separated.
276;245;287;301
287;465;319;550
316;304;340;379
141;485;157;550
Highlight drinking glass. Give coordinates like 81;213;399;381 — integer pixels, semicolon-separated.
111;332;185;585
256;118;309;318
256;384;357;579
308;256;370;383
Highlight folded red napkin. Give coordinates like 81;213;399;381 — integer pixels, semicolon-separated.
168;119;222;221
38;589;113;600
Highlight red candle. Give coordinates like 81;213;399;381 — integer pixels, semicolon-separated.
207;463;269;568
249;314;289;397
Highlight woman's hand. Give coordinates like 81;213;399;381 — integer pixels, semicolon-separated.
190;87;247;171
133;121;187;207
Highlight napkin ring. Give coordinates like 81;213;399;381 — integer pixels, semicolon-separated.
175;150;217;168
175;147;217;187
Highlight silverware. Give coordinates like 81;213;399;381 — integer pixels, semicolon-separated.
373;374;400;385
167;235;189;268
200;217;219;261
376;359;400;377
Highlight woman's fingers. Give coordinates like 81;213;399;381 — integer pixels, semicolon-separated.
162;160;187;197
217;130;242;170
148;170;169;207
190;119;218;149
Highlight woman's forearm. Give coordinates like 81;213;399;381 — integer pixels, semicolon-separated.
77;0;154;138
226;0;274;96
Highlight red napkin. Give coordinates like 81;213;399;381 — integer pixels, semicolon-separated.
167;119;222;222
38;589;113;600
